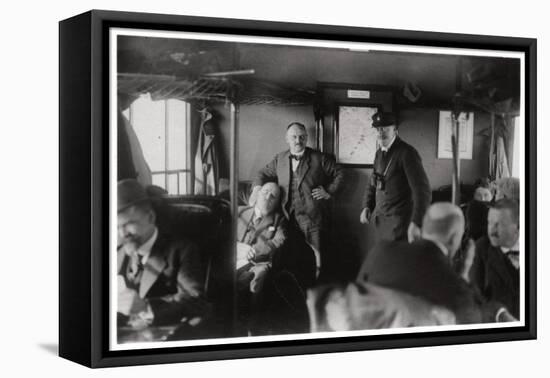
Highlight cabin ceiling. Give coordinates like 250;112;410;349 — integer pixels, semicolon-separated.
118;35;520;109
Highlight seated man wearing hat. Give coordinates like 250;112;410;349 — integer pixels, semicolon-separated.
117;179;207;330
360;111;431;242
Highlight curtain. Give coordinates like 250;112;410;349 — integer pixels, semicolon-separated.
488;114;511;181
117;111;137;181
194;108;219;195
119;111;152;186
495;135;511;180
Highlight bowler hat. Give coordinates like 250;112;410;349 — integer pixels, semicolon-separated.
118;179;150;212
372;112;397;128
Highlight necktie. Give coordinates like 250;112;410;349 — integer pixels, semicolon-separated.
291;154;302;161
128;252;144;286
245;217;261;245
253;216;262;227
505;250;519;269
381;150;388;163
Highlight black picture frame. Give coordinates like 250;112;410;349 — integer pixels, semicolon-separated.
59;9;537;368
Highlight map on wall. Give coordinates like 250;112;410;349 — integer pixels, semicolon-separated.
337;106;379;165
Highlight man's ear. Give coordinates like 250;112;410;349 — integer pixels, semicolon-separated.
148;209;156;225
447;231;462;258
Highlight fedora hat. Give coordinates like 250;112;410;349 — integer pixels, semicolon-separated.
118;179;150;213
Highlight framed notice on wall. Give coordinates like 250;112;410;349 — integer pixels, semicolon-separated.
335;105;379;166
437;111;474;159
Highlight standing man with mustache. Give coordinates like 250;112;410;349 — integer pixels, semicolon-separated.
360;111;431;243
251;122;344;282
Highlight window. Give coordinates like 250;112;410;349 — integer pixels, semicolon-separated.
124;94;190;194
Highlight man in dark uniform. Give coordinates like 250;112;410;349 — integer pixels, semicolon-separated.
359;111;431;242
251;122;344;280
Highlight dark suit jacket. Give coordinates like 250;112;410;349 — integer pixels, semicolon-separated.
469;236;520;319
237;206;288;265
357;239;484;324
117;234;206;325
465;200;489;241
362;137;431;240
253;147;343;229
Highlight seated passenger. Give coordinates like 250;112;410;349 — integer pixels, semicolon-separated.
495;177;520;201
465;186;493;241
308;281;456;332
237;182;288;293
469;198;520;319
357;202;485;324
236;182;289;333
117;179;208;330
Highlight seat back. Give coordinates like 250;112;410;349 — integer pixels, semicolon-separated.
151;195;234;335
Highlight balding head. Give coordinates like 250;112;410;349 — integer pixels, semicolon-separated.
255;182;282;216
473;187;493;202
422;202;465;258
285;122;308;154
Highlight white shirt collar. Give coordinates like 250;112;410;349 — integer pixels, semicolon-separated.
500;239;520;253
137;227;158;265
380;135;397;152
290;150;305;171
254;206;262;220
428;238;449;257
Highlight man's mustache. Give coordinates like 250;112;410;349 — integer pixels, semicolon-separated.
121;238;139;254
122;235;138;244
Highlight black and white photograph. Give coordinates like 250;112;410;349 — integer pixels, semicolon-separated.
3;0;546;374
110;25;529;351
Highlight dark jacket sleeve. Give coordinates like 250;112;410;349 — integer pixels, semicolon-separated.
321;153;344;195
252;216;288;263
253;155;279;188
468;238;489;298
402;146;431;226
148;241;210;325
362;173;377;210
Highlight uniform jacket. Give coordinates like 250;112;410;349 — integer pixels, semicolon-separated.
117;234;206;325
469;236;520;319
357;239;484;324
253;147;343;229
362;137;431;238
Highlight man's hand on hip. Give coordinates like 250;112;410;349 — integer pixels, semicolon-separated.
312;186;331;200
